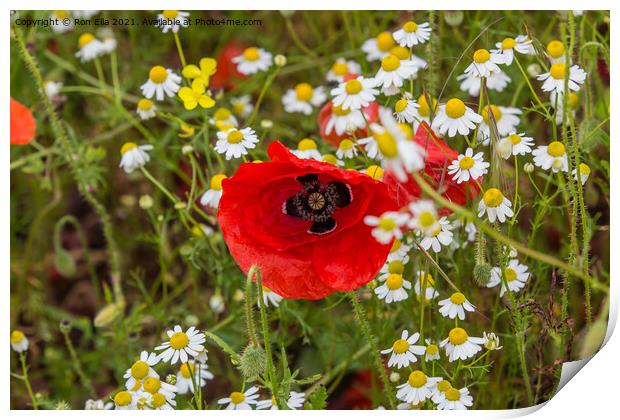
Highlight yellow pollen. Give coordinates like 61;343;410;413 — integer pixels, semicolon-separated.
233;101;246;115
295;83;314;102
483;188;504;208
210;174;227;190
390;238;402;253
509;134;522;145
504;267;517;282
375;131;398;158
459;156;475;170
114;391;132;407
408;370;427;388
365;165;384;180
424;273;435;287
547;141;566;157
403;21;418;33
322;154;338;164
398;123;413;139
417;95;436;117
418;211;436;229
437;380;451;392
339;139;354;150
130;360;149;379
143;377;161;393
332;104;350;116
376;32;396;52
445;98;466;119
445;388;461;401
450;292;466;304
78;33;95;49
378;217;396;231
473;49;491;63
550;63;566;80
214;107;232;121
388;260;405;274
151;393;167;408
568;92;579;109
169;331;189;350
131;379;142;391
386;273;404;290
162;10;179;19
180;362;194;378
230;392;245;404
448;327;469;345
381;54;401;72
501;37;517;50
546;40;565;58
227;130;244;144
11;330;25;344
482;105;502;123
426;344;439;355
120;142;138;155
390;46;410;60
271;395;277;405
394;99;408;113
578;163;591;175
332;62;349;76
137;98;153;111
298;138;318;151
243;47;260;61
149;66;168;83
345;79;363;95
392;338;410;353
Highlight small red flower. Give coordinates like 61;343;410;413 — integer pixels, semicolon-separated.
318;100;379;147
218;141;398;299
384;122;481;214
209;41;248;91
10;97;36;145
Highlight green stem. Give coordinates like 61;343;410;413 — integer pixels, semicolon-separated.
173;32;187;68
19;353;38;410
247;67;281;127
514;56;552;122
61;327;95;396
244;269;259;348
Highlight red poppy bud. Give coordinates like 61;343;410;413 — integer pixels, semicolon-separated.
10;97;36;145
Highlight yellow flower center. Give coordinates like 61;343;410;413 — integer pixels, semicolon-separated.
143;377;161;394
390;238;402;253
130;360;149;379
386;273;404;290
509;134;522;145
376;31;396;52
120;142;138;155
418;211;436;229
375;131;399;158
339;139;354;151
162;10;179;19
233;101;246;115
437;380;451;392
298;138;318;151
504;267;517;282
332;104;350;116
482;105;502;123
345;79;363;95
151;393;167;408
78;33;95;49
227;130;244;144
180;362;194;378
365;165;384;180
322;154;338;164
169;331;189;350
550;63;566;80
210;174;227;190
10;330;25;344
501;37;517;50
388;260;405;274
394;98;408;113
459;156;475;170
114;391;132;407
450;292;466;304
230;392;245;404
243;47;260;61
131;379;142;391
445;98;466;119
390;46;410;60
547;141;566;157
392;338;410;354
332;62;349;76
417;94;436;117
408;370;427;388
483;188;504;208
473;49;491;63
214;107;232;121
422;273;435;287
426;344;439;355
546;40;565;58
448;327;469;345
568;92;579;109
578;163;591;175
445;388;461;401
403;21;418;33
378;217;396;231
137;98;153;111
295;83;314;102
149;66;168;83
381;54;401;72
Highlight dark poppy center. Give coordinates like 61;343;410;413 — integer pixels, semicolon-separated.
282;173;353;235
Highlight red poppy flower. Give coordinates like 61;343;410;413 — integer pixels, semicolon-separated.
318;100;379;147
218;141;398;299
209;41;248;91
10;97;36;145
384;122;481;214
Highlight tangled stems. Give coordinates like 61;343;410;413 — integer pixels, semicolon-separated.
18;352;38;409
346;291;396;410
247;66;282;127
60;323;95;396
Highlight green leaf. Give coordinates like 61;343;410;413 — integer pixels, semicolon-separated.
53;249;76;278
306;385;327;410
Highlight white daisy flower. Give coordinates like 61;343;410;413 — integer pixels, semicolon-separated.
157;10;190;33
50;11;73;33
550;91;580;123
396;370;441;405
330;76;379;111
374;54;423;96
482;332;503;351
257;391;305;410
436;387;474;410
175;360;214;394
431;98;483;138
215;127;259;160
141;377;178;402
381;330;426;368
357;135;382;160
123;351;160;391
393;94;419;123
448;147;490;184
464;49;506;78
573;163;591;185
282;83;326;115
478;105;521;145
375;271;411;304
10;330;28;353
323;102;368;137
44;81;63;98
419;217;454;252
411;94;436;132
155;325;206;364
98;29;117;54
364;211;409;244
393;21;432;47
497;132;534;159
431;379;452;404
211;107;239;130
200;174;227;209
292;138;322;160
322;154;345;167
387;238;412;262
84;399;113;410
532;140;569;173
457;70;511;97
424;339;441;362
326;58;361;83
414;271;439;301
231;95;254;118
336;139;358;159
119;142;153;174
477;188;514;223
440;327;486;362
361;31;396;62
140;66;182;101
545;40;567;64
232;47;273;75
408;199;440;236
75;33;106;62
136;98;156;120
537;63;587;94
260;286;283;308
438;292;476;320
491;35;535;65
488;259;530;297
113;390;141;410
217;386;260;410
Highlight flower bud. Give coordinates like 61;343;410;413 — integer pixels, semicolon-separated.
239;345;266;381
260;119;273;129
209;293;226;314
473;263;492;287
185;314;199;326
94;303;122;328
166;374;177;385
523;162;535;173
444;11;463;27
182;144;194;155
139;194;154;210
274;54;287;67
527;63;542;78
389;372;401;383
59;319;72;334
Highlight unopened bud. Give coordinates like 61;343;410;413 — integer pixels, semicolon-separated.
523;162;535;173
527;63;542;78
274;54;287;67
473;263;492;287
239;345;266;381
182;144;194;155
139;194;154;210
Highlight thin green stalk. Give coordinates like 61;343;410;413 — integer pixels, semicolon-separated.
140;167;179;204
173;32;187;68
514;56;552;122
61;327;95;396
244;269;259;348
18;352;38;410
247;67;281;127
